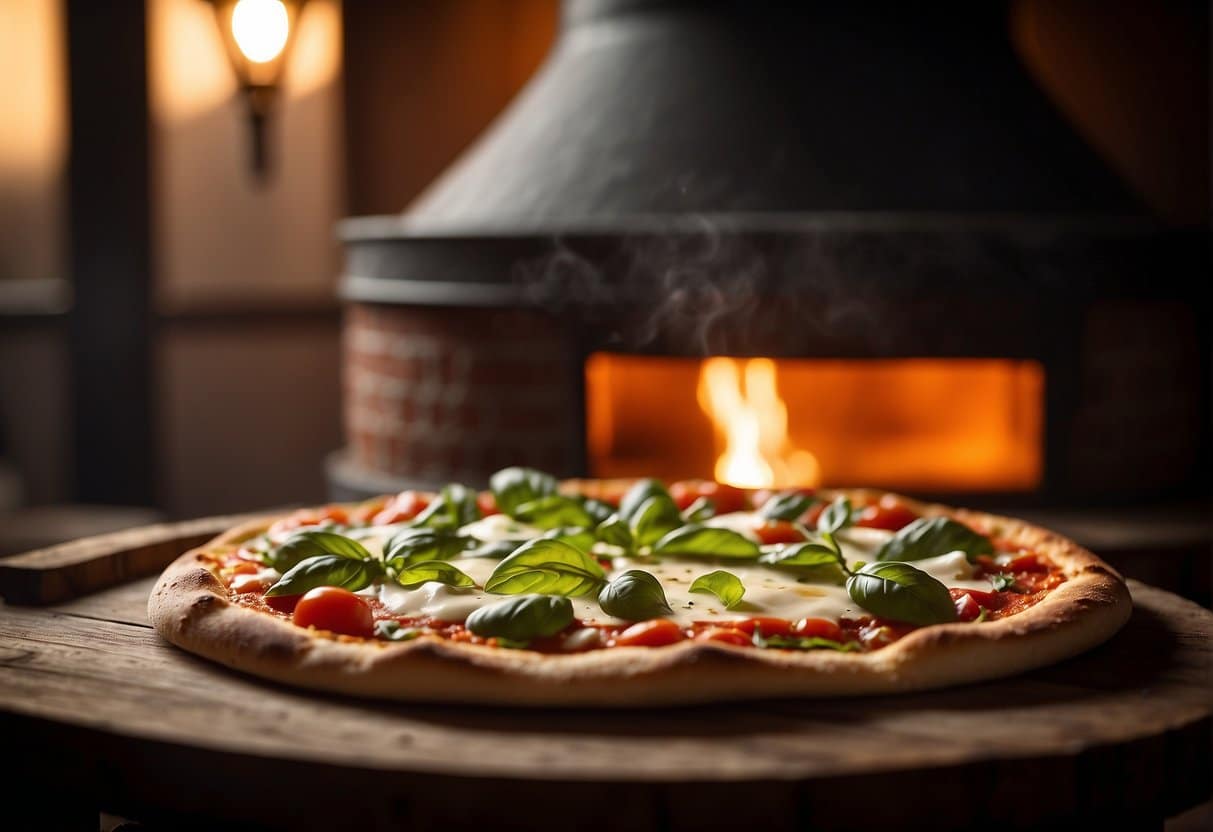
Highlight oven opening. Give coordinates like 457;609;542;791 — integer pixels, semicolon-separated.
586;354;1045;493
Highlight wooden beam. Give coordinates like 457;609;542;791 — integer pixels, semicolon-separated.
65;0;155;506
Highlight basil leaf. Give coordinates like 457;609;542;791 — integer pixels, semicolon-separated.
759;491;816;522
375;620;422;641
990;573;1019;592
513;495;595;530
390;560;477;589
845;561;957;625
490;466;558;516
651;525;761;558
265;530;370;571
618;478;670;524
465;594;574;642
681;496;716;523
631;494;686;546
485;538;606;597
596;513;634;549
758;541;839;568
817;497;855;534
265;554;383;597
542;526;597;555
267;530;373;572
411;483;481;530
689;570;745;608
464;539;521;559
383;528;473;566
754;633;860;652
598;569;673;620
581;498;615;525
875;516;994;563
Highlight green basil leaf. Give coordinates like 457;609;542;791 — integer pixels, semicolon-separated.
595;513;634;549
266;530;373;573
817;497;855;534
618;478;671;524
581;498;615;525
689;570;745;608
490;466;558;516
759;491;816;522
631;494;686;546
465;594;574;642
375;620;422;641
651;525;761;558
485;538;606;597
464;539;521;559
542;526;597;555
265;554;383;597
681;496;716;523
754;633;860;652
598;569;673;620
513;495;595;530
990;572;1019;592
408;483;481;530
758;541;839;568
845;561;957;626
390;560;477;589
383;528;473;566
875;516;994;563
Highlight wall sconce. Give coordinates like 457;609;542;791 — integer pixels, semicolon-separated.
206;0;307;180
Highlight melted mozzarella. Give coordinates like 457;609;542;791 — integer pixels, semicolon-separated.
457;515;542;542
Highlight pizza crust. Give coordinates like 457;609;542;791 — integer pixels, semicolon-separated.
148;491;1132;706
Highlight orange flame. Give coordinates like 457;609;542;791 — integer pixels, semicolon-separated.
696;357;821;489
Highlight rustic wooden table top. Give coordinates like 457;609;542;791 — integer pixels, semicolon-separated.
0;519;1210;831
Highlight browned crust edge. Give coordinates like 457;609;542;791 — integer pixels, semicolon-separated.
147;491;1133;707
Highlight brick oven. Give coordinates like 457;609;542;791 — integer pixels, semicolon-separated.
330;1;1208;523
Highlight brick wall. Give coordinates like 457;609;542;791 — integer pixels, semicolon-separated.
343;304;581;487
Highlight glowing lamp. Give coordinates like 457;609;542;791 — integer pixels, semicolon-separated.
206;0;306;179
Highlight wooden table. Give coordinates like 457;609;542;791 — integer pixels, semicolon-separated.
1;519;1210;831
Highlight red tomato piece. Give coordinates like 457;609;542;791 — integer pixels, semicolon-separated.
371;490;432;525
949;587;997;606
953;592;983;622
230;574;266;594
855;494;920;531
669;480;751;514
613;619;686;647
732;617;794;637
801;502;827;528
1006;553;1049;573
292;587;375;638
793;617;844;642
753;520;806;545
477;491;500;517
264;594;300;614
268;505;351;537
695;627;752;646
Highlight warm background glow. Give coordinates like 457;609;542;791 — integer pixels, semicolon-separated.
588;354;1044;493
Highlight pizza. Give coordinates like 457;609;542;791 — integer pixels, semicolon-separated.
149;468;1132;706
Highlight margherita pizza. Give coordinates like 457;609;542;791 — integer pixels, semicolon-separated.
149;469;1131;706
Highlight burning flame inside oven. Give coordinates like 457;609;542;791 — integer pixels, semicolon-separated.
696;357;821;488
585;353;1043;493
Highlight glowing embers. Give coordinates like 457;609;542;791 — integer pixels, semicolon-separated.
585;354;1044;492
696;358;820;488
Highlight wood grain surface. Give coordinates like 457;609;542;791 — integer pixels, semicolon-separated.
1;567;1210;831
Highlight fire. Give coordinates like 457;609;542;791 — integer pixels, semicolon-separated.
696;357;821;489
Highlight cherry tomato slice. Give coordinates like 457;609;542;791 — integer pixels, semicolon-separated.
613;619;686;647
695;627;752;646
855;494;920;532
477;491;500;517
292;587;375;638
793;617;844;642
669;480;751;514
372;490;432;525
953;592;983;622
732;617;794;637
753;520;805;545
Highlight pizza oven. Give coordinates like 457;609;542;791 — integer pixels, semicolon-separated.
329;0;1209;517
